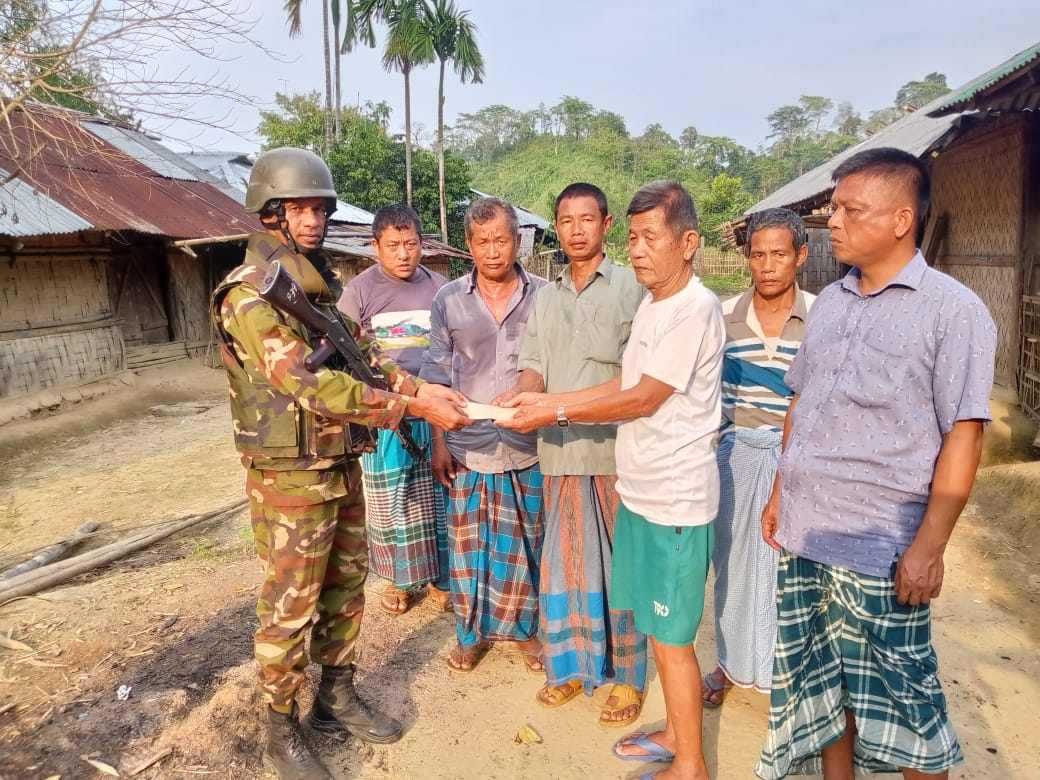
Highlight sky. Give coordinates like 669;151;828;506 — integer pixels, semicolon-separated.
150;0;1040;153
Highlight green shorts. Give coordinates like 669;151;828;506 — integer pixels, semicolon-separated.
610;502;715;646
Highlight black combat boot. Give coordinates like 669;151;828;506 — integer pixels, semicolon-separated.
264;705;332;780
308;664;403;744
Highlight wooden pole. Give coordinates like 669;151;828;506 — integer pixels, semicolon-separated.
0;501;246;604
0;521;100;581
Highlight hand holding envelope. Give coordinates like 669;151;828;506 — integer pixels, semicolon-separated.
463;401;517;421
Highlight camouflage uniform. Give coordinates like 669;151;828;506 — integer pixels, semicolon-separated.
212;232;421;713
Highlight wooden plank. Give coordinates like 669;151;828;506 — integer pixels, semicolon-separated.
940;254;1018;267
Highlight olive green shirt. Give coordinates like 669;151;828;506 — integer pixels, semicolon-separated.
517;257;645;476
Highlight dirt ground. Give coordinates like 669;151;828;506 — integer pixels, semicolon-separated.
0;364;1038;780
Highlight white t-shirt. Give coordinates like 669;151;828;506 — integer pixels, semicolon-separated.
615;276;725;527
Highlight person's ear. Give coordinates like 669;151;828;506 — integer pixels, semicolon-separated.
682;229;700;261
602;213;614;233
893;207;915;241
795;243;809;269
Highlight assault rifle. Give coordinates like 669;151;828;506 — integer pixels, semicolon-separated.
259;260;424;461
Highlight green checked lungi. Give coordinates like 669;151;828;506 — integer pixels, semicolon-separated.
755;553;963;778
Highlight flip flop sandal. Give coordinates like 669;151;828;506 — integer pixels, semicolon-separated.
701;669;731;709
379;586;416;615
611;732;675;764
446;642;491;673
521;651;544;675
535;680;583;708
599;684;643;728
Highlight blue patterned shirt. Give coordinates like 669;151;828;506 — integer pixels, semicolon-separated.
777;252;997;576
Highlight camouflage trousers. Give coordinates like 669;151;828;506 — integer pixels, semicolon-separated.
246;460;367;712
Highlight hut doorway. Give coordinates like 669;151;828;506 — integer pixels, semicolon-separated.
109;248;171;346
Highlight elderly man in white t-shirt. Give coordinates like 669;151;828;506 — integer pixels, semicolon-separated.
500;180;724;780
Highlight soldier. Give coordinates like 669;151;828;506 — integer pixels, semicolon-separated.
211;147;470;780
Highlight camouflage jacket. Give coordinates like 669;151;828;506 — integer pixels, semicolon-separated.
211;232;422;471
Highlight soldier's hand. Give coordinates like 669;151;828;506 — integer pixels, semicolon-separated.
417;382;467;407
432;436;458;488
410;396;472;431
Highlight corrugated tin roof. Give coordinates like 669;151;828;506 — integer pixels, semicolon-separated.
185;150;376;225
0;109;259;239
746;92;959;214
325;224;470;262
84;121;203;181
471;189;551;231
928;41;1040;116
0;167;92;237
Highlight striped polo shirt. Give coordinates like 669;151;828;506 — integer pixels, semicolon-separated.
720;287;815;431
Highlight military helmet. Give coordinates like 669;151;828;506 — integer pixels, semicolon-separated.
245;147;337;214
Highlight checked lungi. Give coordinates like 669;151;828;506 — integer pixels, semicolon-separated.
755;553;963;779
540;475;647;693
713;427;782;692
446;464;544;648
361;420;449;590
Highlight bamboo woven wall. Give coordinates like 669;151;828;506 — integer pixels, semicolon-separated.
0;255;124;399
695;247;748;277
932;118;1027;386
932;121;1025;259
800;228;843;294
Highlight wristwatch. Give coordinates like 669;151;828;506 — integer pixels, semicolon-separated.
556;406;570;428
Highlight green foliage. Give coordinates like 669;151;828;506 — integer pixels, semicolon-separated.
259;92;473;247
896;72;949;110
454;69;948;248
1;0;121;117
701;272;751;297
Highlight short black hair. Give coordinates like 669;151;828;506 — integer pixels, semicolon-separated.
746;208;807;254
554;182;609;219
626;180;698;235
373;204;423;241
832;147;930;239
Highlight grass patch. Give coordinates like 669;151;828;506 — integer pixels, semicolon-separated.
701;272;750;298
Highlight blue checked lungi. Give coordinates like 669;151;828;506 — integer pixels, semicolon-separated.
540;475;647;694
713;427;782;692
447;464;544;648
361;421;449;590
755;554;963;778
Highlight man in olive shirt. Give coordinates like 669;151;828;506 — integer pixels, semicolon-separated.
498;183;648;726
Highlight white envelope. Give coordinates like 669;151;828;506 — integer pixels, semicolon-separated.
464;401;517;421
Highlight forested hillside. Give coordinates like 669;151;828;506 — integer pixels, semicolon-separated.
448;73;950;247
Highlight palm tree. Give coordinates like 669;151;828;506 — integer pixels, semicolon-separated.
422;0;484;242
285;0;335;153
379;2;433;205
332;1;378;142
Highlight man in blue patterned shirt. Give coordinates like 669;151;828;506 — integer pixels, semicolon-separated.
757;148;997;780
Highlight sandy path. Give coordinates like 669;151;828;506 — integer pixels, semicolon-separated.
0;366;1037;779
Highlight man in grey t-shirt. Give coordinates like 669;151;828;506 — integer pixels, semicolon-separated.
756;149;996;780
338;205;450;616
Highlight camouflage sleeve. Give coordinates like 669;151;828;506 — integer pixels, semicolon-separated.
349;317;424;397
221;286;409;429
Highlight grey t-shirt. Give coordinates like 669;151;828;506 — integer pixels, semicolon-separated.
338;264;448;375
